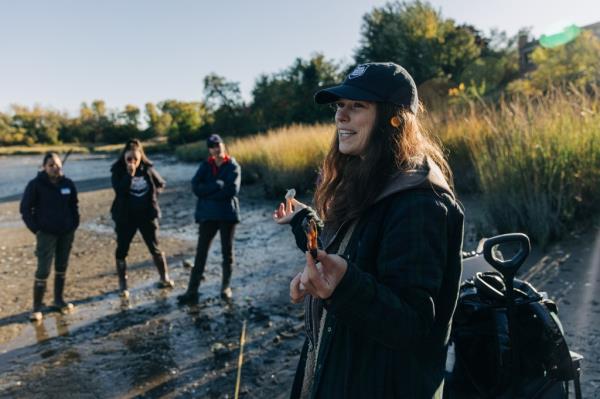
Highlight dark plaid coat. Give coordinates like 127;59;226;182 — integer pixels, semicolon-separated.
288;163;464;399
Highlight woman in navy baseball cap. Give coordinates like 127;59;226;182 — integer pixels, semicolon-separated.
178;135;242;303
274;62;464;398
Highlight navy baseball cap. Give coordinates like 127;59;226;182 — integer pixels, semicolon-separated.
206;134;223;147
314;62;419;114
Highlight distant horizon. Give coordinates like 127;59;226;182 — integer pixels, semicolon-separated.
1;0;598;115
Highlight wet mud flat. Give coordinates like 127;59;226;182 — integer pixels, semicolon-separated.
521;227;600;398
0;184;306;398
0;185;598;398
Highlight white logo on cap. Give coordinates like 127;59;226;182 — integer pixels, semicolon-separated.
348;64;369;79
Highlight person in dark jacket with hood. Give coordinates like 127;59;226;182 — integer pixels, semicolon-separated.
177;134;241;304
273;63;464;398
20;152;80;322
110;139;173;299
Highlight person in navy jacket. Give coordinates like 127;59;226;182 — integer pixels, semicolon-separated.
20;152;79;322
178;134;241;304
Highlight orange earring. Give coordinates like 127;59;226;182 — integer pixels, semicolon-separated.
390;116;401;128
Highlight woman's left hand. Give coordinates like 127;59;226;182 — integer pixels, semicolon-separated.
272;198;307;225
299;249;347;300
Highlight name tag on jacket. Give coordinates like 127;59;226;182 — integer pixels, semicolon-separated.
61;187;71;195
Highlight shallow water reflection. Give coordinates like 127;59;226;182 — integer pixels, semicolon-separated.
0;154;199;199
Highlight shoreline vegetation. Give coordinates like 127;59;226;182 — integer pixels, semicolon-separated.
0;139;170;156
176;88;599;248
3;88;599;246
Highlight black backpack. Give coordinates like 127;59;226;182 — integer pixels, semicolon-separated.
445;234;583;399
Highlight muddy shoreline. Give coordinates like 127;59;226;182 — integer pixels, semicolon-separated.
0;182;598;398
0;183;307;398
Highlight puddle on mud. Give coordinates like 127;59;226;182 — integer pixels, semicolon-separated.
0;277;303;398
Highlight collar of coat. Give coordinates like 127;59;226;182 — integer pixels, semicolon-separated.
322;157;452;251
207;155;230;176
373;157;453;204
36;171;66;187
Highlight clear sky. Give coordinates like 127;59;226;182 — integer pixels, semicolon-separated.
1;0;598;115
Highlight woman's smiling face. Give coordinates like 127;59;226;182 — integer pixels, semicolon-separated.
334;98;377;156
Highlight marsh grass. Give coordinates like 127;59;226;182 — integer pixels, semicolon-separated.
0;144;90;155
176;88;599;244
230;124;332;196
176;125;333;196
0;140;170;156
437;87;600;245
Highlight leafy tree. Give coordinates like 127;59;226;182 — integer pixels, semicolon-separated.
121;104;140;127
457;33;520;98
0;112;29;145
159;100;210;144
200;74;254;137
145;102;172;137
203;73;243;110
355;1;482;85
94;104;144;143
250;54;342;131
10;105;64;144
74;100;113;143
508;30;600;95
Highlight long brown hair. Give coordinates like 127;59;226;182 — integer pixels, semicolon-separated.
314;103;453;225
111;139;153;172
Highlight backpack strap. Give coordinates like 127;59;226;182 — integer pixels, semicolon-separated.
527;300;576;381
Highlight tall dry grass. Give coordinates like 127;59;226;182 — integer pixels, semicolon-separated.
0;144;90;156
0;139;169;156
436;87;600;245
229;124;333;196
176;88;599;244
175;124;333;196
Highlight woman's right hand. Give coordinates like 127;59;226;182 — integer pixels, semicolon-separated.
272;198;307;225
289;271;308;304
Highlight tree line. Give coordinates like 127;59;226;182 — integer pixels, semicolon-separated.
2;1;599;147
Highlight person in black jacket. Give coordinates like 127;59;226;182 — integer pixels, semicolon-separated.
177;134;241;304
273;63;464;398
20;152;79;322
110;139;173;298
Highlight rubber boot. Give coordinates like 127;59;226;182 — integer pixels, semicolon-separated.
53;272;74;313
177;265;203;305
116;259;129;298
220;262;233;300
153;252;174;288
30;279;46;322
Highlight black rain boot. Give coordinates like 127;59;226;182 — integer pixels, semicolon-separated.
116;259;129;298
153;252;174;289
220;262;233;300
177;265;203;305
53;272;74;313
30;279;46;322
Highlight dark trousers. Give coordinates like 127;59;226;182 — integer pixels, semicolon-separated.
35;230;75;280
115;217;161;260
192;221;237;287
